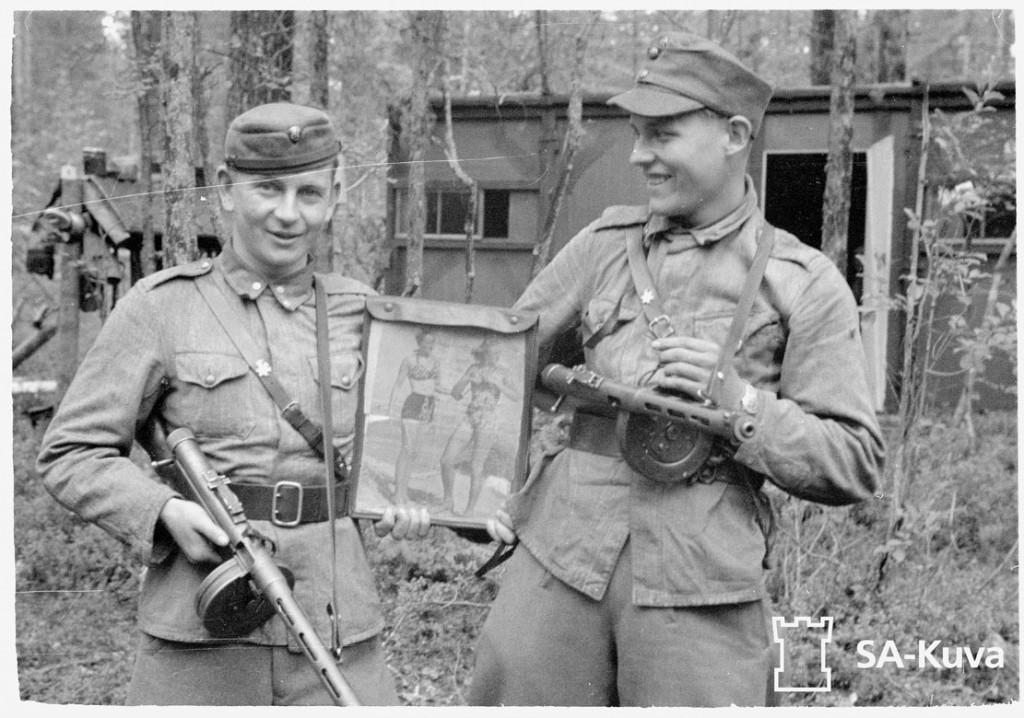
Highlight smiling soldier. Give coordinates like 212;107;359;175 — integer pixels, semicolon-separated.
471;32;885;707
37;103;430;706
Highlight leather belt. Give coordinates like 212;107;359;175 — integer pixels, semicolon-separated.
229;481;350;527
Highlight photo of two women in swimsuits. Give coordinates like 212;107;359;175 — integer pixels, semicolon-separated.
354;325;525;523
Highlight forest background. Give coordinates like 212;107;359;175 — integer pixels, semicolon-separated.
7;7;1020;708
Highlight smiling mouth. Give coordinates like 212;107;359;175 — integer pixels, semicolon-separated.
646;174;671;187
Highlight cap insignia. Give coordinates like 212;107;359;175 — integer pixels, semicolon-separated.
287;125;302;143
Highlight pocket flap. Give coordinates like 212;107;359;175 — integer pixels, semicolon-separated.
583;297;617;335
175;352;248;389
308;353;364;390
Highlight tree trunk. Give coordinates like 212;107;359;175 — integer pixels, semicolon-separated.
534;10;551;96
228;11;294;118
820;10;856;277
309;10;330;109
130;10;162;278
160;11;200;267
188;18;223;252
530;13;599;278
12;11;31;135
442;54;479;303
872;10;908;82
400;11;443;297
308;10;334;273
809;10;836;86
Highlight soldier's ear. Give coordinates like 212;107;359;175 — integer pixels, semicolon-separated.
724;116;753;156
216;166;235;212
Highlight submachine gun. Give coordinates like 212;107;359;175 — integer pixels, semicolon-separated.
540;364;756;484
152;425;361;707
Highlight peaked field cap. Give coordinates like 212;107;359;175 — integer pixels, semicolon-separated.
224;102;341;174
609;32;773;135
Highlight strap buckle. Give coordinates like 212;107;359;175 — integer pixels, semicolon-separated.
271;481;304;527
648;315;675;338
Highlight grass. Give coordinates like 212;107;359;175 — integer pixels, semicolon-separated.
11;356;1018;705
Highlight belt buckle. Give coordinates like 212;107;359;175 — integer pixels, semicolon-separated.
648;315;675;338
271;481;304;527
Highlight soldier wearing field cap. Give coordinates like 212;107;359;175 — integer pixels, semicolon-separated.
38;102;430;705
471;32;883;706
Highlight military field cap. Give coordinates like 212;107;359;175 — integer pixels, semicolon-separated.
609;32;773;136
224;102;341;174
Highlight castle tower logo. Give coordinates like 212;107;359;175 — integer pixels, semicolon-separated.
772;616;834;693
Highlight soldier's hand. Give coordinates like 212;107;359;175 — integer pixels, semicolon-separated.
487;509;517;545
650;336;746;406
374;505;431;540
159;498;229;564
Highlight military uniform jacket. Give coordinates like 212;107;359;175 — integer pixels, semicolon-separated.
37;247;383;647
510;186;885;606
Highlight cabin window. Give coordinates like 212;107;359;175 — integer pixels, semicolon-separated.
395;187;516;240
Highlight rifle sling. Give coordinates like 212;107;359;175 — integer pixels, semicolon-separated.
314;278;344;658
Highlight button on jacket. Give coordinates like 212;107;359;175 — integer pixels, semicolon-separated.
37;246;383;647
510;182;885;607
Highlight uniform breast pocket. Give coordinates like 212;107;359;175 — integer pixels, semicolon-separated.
174;352;257;439
693;312;732;347
582;295;640;347
694;311;785;385
309;352;364;437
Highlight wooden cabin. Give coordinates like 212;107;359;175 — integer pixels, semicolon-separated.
384;81;1017;413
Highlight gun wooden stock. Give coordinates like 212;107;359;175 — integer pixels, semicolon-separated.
540;363;756;444
165;427;361;707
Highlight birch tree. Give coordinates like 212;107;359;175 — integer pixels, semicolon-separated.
160;11;199;266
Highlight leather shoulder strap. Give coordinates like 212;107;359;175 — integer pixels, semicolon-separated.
194;272;325;456
623;220;777;404
705;223;777;403
624;225;675;339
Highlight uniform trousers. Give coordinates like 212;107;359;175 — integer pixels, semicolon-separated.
469;539;776;706
125;633;397;706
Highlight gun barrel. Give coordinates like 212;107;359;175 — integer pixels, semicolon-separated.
166;427;361;707
248;555;362;707
540;364;754;443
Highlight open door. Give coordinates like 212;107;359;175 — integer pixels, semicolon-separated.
762;141;892;411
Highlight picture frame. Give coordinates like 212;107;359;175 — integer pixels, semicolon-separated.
348;296;539;530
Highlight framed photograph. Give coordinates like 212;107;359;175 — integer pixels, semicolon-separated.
349;296;538;530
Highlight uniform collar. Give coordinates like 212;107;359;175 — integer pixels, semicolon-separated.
217;243;315;311
645;175;758;248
